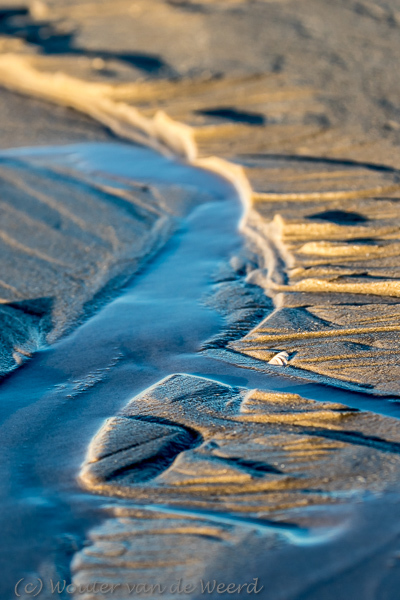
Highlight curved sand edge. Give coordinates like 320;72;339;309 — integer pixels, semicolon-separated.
0;51;399;393
72;372;400;597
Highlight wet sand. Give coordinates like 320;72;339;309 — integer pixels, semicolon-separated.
0;1;399;392
1;1;400;598
2;141;400;600
0;141;242;595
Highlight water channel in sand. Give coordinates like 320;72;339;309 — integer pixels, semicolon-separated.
1;142;400;595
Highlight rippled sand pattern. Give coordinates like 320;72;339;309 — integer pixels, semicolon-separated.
0;155;177;377
231;157;400;394
2;1;400;594
72;506;257;600
74;374;400;595
80;374;400;508
0;40;399;392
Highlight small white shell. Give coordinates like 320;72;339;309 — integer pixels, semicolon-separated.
268;351;289;366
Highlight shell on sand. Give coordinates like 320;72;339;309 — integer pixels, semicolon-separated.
268;351;289;366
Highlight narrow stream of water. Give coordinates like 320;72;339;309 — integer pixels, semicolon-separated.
1;142;400;595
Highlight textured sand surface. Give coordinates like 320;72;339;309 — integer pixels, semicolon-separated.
2;1;400;596
75;374;400;597
0;151;194;377
0;0;399;392
80;374;400;507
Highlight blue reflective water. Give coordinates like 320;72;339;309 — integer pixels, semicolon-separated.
0;142;399;594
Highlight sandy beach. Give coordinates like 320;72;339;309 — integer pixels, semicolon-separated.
2;1;400;598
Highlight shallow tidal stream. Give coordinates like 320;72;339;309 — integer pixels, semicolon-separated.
1;142;400;596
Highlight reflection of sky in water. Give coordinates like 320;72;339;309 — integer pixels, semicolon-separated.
0;142;399;594
1;142;230;197
0;141;243;593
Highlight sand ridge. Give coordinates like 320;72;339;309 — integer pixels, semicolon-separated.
74;373;400;597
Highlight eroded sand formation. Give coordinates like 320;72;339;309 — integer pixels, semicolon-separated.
0;0;399;392
80;374;400;505
0;156;185;377
75;374;400;596
2;0;400;595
